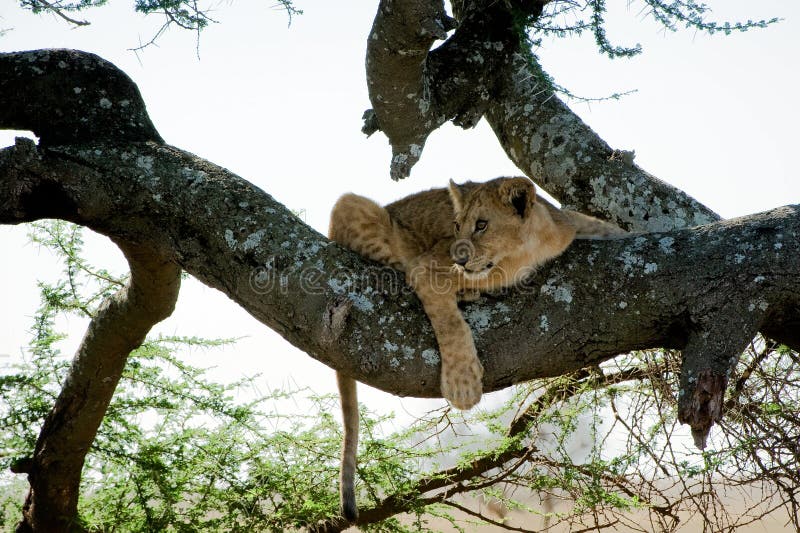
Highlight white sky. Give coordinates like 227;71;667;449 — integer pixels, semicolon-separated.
1;1;799;422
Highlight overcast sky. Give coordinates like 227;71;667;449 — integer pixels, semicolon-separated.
1;1;798;421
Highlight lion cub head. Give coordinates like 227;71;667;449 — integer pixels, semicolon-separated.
447;176;574;284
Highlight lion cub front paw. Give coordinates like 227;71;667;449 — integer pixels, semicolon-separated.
441;355;484;410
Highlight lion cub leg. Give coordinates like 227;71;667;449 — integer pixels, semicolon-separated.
329;193;403;267
408;263;484;410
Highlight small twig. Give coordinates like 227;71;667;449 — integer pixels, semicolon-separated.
31;0;90;26
442;499;539;532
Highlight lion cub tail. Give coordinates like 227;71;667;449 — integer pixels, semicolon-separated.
337;372;359;522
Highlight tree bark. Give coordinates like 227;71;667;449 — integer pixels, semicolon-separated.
365;0;717;231
2;126;798;392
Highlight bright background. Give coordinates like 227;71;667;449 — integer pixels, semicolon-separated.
1;1;798;422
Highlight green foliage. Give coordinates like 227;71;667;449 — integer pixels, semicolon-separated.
518;1;779;102
21;0;108;15
17;0;302;41
531;0;779;59
0;221;489;531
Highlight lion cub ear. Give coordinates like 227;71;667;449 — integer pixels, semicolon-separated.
448;179;464;214
499;177;537;218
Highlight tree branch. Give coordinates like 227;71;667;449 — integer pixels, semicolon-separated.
365;2;718;232
483;51;719;232
14;237;181;532
26;0;91;26
365;0;453;179
365;0;549;179
311;366;668;532
2;130;797;396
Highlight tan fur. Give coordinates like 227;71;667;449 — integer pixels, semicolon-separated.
329;176;624;521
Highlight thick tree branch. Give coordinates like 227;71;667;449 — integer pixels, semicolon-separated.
366;0;548;179
2;136;798;394
365;0;453;179
365;0;800;354
14;236;180;532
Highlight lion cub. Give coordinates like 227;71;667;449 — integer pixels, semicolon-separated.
329;176;624;521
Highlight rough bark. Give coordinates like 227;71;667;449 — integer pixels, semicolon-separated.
365;0;453;179
1;44;798;528
2;134;799;393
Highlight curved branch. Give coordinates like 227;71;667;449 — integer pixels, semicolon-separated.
365;0;452;179
366;2;718;232
365;0;548;179
15;239;181;532
365;2;800;351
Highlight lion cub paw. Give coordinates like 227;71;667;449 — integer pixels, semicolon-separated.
441;356;484;410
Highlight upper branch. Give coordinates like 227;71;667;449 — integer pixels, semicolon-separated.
365;0;453;179
364;0;719;237
366;0;547;179
0;49;162;145
483;52;719;233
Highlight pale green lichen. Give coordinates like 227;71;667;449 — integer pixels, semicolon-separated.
383;341;399;352
540;277;573;305
136;155;154;172
658;237;675;254
245;229;268;252
224;229;236;250
180;167;207;184
464;307;492;333
326;277;375;312
421;348;440;366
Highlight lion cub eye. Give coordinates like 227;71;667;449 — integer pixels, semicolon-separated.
474;219;488;232
454;221;461;233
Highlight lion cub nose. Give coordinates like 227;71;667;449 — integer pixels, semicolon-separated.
453;256;469;266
